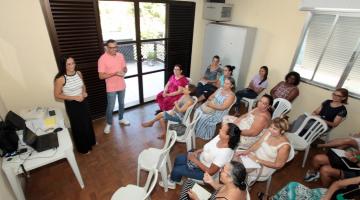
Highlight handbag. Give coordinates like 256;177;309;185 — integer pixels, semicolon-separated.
0;120;19;156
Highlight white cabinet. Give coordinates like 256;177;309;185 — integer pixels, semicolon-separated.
201;23;256;89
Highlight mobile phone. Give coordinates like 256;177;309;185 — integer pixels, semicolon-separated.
49;110;56;116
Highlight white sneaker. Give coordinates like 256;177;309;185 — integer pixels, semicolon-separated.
159;178;176;190
104;124;111;134
119;118;130;126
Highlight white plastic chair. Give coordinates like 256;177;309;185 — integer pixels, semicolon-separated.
241;97;257;112
137;131;177;192
285;115;328;167
272;98;292;119
112;169;158;200
247;145;295;195
168;110;201;151
320;117;345;143
168;96;198;127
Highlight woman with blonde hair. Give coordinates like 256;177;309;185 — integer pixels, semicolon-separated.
236;117;291;181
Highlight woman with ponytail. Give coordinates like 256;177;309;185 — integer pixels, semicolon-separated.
223;94;273;150
234;66;269;112
179;161;249;200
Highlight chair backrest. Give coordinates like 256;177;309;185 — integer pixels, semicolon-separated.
186;77;192;84
143;169;158;200
225;96;237;115
182;110;202;139
182;96;198;125
287;145;295;162
158;131;177;169
291;115;328;144
272;98;292;119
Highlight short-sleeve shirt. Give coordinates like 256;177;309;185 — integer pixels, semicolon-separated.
98;52;126;92
251;74;268;90
319;100;347;126
203;65;223;81
199;135;234;168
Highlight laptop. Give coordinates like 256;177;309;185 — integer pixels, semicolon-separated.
23;127;59;152
5;111;26;130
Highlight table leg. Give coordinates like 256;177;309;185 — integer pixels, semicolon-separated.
65;150;85;188
3;167;26;200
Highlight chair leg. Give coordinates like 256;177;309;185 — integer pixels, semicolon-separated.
137;165;141;186
265;176;272;195
192;132;196;150
302;146;310;168
160;166;168;192
325;133;330;143
167;156;172;172
185;136;192;151
248;101;253;112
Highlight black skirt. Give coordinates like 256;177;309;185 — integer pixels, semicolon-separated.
64;98;96;154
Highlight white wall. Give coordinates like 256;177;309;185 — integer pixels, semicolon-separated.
0;1;64;115
0;1;62;197
189;0;360;138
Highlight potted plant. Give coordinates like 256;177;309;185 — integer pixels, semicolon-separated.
147;51;157;66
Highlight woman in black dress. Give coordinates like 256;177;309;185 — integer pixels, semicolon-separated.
54;55;96;154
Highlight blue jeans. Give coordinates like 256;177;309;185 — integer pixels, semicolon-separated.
106;90;125;125
170;154;204;182
235;88;258;106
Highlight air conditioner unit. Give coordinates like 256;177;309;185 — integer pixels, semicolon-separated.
203;3;233;22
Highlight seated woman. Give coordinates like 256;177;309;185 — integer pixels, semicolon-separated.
179;161;248;200
304;150;360;187
194;77;236;140
263;176;360;200
236;117;291;181
289;88;348;135
196;55;223;102
317;131;360;150
155;64;189;112
198;65;235;102
159;123;241;190
270;71;300;102
223;94;273;150
234;66;269;111
142;84;197;139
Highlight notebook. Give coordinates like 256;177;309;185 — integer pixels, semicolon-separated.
191;183;211;200
331;148;360;171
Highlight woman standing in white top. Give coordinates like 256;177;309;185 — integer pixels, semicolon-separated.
54;55;96;154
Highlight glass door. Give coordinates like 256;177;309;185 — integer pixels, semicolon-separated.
98;1;166;109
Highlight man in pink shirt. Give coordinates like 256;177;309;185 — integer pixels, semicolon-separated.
98;39;130;134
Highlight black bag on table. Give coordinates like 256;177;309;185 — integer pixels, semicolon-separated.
0;121;19;155
0;111;23;156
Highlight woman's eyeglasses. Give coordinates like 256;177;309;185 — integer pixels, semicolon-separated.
332;92;344;98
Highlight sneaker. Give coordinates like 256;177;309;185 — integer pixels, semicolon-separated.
104;124;111;134
159;178;176;190
304;170;320;182
119;118;130;126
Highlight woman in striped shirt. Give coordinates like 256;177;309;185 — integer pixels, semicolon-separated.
54;55;96;154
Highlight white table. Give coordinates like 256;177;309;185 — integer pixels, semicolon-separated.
2;109;84;200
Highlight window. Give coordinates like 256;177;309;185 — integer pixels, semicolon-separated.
292;12;360;97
